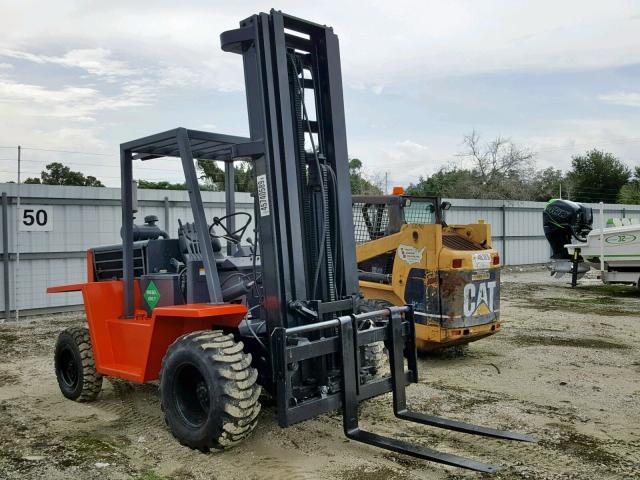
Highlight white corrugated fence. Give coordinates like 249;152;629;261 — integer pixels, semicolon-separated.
1;184;638;316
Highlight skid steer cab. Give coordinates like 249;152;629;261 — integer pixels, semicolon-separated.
48;10;534;473
353;193;501;352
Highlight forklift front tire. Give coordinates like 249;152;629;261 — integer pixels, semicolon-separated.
360;299;393;374
54;327;103;402
160;330;261;451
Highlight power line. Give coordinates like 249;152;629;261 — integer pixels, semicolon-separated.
533;137;640;154
11;158;181;174
0;156;237;177
20;146;113;156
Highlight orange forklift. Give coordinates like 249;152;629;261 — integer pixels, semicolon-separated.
49;9;534;472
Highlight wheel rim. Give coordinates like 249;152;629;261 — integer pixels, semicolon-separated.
57;346;79;389
174;362;210;428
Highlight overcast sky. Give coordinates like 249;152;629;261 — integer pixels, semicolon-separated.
1;0;639;188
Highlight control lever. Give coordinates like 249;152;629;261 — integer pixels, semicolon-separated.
170;258;184;272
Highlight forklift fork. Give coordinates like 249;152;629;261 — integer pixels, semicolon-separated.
338;306;536;473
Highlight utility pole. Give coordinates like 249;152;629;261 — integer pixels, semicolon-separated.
15;145;21;322
384;172;388;195
559;183;562;199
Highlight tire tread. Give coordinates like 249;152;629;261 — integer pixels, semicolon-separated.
160;329;261;451
55;326;102;402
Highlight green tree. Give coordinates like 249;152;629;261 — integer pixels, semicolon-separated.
349;158;382;194
566;149;630;203
233;162;255;192
458;131;535;199
24;162;104;187
137;180;186;190
618;166;640;204
197;160;254;192
406;168;476;197
408;132;537;200
530;167;566;202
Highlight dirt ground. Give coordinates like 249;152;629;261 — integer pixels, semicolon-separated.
0;268;639;480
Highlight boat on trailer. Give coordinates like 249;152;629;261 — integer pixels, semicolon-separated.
566;218;640;287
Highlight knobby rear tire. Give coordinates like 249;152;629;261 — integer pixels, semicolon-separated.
54;327;103;402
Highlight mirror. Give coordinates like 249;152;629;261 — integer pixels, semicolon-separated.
440;201;451;211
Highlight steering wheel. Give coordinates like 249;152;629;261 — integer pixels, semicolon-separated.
209;212;252;245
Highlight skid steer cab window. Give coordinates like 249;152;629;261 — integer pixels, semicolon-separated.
402;198;437;224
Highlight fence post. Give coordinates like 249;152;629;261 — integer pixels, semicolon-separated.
2;192;9;320
501;204;507;265
163;196;170;236
622;207;626;219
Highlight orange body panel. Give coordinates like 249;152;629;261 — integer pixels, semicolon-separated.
86;249;95;282
48;279;247;383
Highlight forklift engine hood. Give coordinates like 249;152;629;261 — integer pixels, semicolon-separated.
407;268;500;328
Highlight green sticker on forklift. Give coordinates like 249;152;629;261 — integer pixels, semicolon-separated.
143;281;161;309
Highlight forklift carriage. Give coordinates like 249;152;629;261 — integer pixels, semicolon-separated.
49;10;534;473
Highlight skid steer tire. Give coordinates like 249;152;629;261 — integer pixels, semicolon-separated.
359;299;393;374
54;327;103;402
424;344;470;359
160;330;261;452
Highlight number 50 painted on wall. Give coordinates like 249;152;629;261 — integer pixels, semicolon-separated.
19;205;53;232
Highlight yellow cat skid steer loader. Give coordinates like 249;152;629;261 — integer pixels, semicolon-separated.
353;190;501;352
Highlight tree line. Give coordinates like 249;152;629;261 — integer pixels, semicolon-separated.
406;131;640;204
19;134;640;205
22;158;383;196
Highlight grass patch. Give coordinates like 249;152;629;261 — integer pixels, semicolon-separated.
56;432;125;468
66;433;119;457
518;296;636;316
383;452;425;470
575;296;617;305
336;465;410;480
580;284;640;298
0;370;20;385
136;471;170;480
421;381;504;414
543;424;618;466
0;330;18;357
0;449;39;477
510;334;629;350
0;330;18;341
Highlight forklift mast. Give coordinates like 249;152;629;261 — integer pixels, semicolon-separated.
221;11;359;331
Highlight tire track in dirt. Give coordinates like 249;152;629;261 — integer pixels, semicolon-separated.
93;379;314;479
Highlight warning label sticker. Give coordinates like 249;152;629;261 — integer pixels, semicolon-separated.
472;252;492;270
143;281;161;309
397;244;425;265
256;174;270;217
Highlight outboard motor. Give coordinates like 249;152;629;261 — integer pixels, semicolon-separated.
543;199;593;280
543;199;593;259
